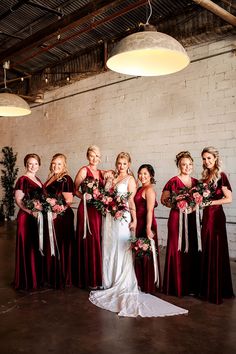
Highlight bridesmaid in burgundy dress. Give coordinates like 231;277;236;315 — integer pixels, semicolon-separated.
14;153;43;290
74;145;103;289
200;146;234;304
43;153;74;288
161;151;200;297
134;164;161;294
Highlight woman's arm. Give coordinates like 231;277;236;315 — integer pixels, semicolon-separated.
128;176;137;233
161;190;171;208
74;167;87;199
15;190;33;215
144;187;156;239
62;192;74;206
210;187;232;206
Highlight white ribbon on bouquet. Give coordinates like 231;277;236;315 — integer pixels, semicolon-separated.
150;238;159;287
37;211;44;256
83;193;92;239
47;211;60;259
178;206;202;253
195;205;202;251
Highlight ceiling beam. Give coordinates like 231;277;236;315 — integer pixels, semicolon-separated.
192;0;236;26
0;0;129;63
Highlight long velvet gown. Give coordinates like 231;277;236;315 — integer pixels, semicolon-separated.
200;172;234;304
43;175;74;289
14;176;43;290
75;166;103;289
162;176;201;297
134;187;161;294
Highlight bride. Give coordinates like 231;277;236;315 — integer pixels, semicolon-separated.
89;152;188;317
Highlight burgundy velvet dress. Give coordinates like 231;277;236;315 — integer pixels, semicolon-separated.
43;175;74;289
75;167;103;289
134;187;161;294
14;176;43;290
162;176;201;297
200;172;234;304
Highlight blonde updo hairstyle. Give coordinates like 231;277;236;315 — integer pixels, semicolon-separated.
175;151;193;168
115;152;134;176
86;145;101;162
201;146;222;184
48;153;69;180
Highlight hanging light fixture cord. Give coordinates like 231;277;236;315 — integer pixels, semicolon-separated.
145;0;153;25
3;67;7;89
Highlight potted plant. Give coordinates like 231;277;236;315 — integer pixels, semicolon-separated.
0;146;19;220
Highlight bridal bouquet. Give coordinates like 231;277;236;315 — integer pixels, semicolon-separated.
171;181;214;213
80;176;131;221
130;237;156;257
93;186;131;221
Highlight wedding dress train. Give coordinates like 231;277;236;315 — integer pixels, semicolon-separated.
89;177;188;317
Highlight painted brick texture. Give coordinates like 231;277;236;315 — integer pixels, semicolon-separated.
0;37;235;257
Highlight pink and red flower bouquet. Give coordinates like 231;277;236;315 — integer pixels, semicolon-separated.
171;181;215;213
130;237;156;258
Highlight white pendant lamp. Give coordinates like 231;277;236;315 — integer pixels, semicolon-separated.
0;61;31;117
106;1;190;76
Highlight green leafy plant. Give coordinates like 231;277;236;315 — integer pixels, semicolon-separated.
0;147;19;219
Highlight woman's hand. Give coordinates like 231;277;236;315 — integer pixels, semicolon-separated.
31;211;39;218
146;228;154;239
129;220;137;234
104;170;115;179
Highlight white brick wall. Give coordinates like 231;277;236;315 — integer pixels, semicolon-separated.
0;36;235;257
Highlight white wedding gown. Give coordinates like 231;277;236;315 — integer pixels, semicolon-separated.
89;177;188;317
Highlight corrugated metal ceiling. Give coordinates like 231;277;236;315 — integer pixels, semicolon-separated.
0;0;235;97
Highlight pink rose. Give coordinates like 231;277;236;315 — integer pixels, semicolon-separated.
86;194;92;201
107;197;113;203
177;200;188;211
46;197;57;207
93;188;100;199
87;182;94;188
137;239;144;247
114;211;123;219
193;192;203;205
203;190;210;198
33;200;43;211
52;205;65;213
142;244;149;251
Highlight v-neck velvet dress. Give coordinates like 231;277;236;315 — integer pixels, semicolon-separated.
134;187;161;294
200;172;234;304
162;176;201;297
43;175;74;289
14;175;43;290
75;166;103;289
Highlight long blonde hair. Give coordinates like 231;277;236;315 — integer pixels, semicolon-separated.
201;146;222;184
48;153;69;180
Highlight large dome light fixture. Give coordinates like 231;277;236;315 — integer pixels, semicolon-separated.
106;1;190;76
0;61;31;117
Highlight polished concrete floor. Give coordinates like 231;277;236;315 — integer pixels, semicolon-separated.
0;221;235;354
